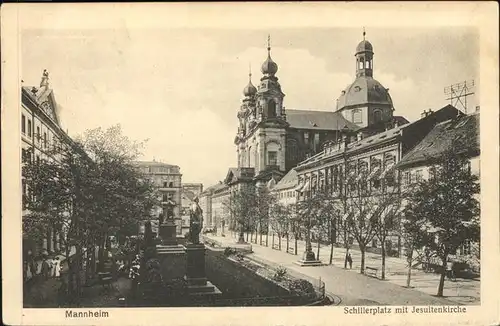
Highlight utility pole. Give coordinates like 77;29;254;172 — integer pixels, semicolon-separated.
444;80;475;114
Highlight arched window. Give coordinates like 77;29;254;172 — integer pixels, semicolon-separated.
365;60;370;69
266;142;280;167
358;58;364;70
373;110;382;123
266;100;277;118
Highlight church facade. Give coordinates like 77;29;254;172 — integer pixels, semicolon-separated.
201;33;410;230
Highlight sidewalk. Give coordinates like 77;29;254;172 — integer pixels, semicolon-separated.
206;233;479;306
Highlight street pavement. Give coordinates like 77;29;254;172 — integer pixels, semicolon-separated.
205;233;479;306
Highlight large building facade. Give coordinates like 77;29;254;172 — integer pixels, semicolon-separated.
22;70;78;278
135;161;183;234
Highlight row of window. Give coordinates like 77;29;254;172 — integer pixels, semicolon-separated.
278;191;295;199
21;114;51;149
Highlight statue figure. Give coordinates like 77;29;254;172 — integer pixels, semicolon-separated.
189;197;203;244
159;213;166;225
159;200;175;225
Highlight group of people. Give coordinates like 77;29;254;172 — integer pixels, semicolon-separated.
128;255;141;280
40;256;62;280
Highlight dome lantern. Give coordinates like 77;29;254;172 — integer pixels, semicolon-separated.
355;28;374;78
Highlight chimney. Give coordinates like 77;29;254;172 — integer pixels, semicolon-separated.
475;106;480;113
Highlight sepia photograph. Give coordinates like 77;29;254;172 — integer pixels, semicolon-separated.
2;2;499;326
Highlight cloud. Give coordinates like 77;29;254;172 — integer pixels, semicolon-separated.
22;28;479;188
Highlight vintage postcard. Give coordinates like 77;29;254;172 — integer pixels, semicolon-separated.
1;2;499;326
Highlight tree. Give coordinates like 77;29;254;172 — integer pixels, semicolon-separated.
401;197;434;288
223;186;255;244
22;124;158;303
254;185;275;245
314;192;340;265
343;179;378;274
296;188;325;262
269;202;290;250
370;178;406;280
403;141;480;296
23;141;95;301
77;125;158;270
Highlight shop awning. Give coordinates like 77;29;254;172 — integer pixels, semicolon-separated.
301;180;311;192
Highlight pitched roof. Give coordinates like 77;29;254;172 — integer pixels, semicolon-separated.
394;115;410;126
297;105;462;169
273;168;298;191
22;86;61;125
397;113;479;168
286;109;360;131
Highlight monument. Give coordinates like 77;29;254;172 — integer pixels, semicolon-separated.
184;197;222;297
157;199;184;256
159;200;177;246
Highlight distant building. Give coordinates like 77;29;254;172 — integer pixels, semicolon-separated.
199;182;230;234
180;183;203;235
21;70;75;260
135;161;182;235
271;168;298;208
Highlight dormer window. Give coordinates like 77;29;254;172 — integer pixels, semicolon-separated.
354;86;361;92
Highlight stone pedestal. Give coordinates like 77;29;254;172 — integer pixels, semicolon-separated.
184;244;222;296
294;250;324;267
159;221;178;245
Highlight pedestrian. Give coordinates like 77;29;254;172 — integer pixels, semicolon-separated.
40;256;49;280
53;257;61;278
347;252;353;269
49;256;57;277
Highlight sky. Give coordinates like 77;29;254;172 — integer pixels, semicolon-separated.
21;27;479;187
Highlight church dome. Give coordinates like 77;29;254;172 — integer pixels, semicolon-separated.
261;56;278;75
243;81;257;96
356;40;373;55
336;76;393;111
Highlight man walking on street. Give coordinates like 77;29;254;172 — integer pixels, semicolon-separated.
347;253;353;269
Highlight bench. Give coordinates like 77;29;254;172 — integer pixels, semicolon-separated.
365;267;378;278
97;272;113;289
287;247;295;255
272;244;280;250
